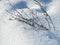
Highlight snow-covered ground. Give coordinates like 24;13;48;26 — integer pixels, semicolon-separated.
0;0;60;45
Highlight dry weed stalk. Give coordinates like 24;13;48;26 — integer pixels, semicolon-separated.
34;0;55;30
5;0;55;30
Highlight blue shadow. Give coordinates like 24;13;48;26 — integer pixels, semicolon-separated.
39;0;52;4
12;1;27;9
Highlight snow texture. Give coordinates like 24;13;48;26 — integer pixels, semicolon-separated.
0;0;60;45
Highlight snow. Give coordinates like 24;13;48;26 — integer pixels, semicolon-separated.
0;0;60;45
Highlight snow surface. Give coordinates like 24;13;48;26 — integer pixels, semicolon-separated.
0;0;60;45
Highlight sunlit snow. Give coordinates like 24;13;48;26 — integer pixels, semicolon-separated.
0;0;60;45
